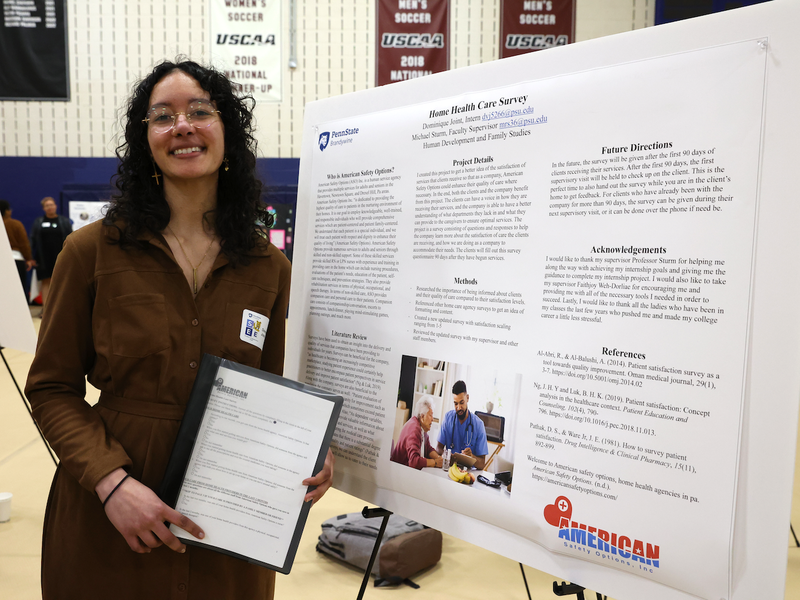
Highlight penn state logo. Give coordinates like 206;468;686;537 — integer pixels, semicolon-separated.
319;132;330;151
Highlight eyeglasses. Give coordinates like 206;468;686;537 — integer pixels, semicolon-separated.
143;100;220;133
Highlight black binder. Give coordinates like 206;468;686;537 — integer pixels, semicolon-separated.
159;354;343;574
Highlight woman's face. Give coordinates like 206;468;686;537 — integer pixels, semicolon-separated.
146;70;225;186
43;200;57;217
420;408;434;432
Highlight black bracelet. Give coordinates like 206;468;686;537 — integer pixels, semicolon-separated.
102;474;130;508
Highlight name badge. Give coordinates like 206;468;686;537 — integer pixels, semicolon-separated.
240;309;268;350
42;222;51;228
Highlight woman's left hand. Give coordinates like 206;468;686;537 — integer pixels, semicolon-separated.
302;449;335;505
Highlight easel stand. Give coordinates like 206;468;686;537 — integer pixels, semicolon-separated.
355;506;393;600
553;581;607;600
0;346;58;467
520;563;532;599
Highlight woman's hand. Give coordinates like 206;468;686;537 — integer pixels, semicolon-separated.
96;468;205;554
302;449;335;505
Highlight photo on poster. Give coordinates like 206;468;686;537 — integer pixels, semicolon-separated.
391;354;520;494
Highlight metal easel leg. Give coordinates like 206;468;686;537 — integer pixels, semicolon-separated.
520;563;532;600
553;581;586;600
356;506;392;600
0;347;57;467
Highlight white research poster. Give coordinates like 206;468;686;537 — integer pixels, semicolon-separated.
287;3;800;600
209;0;281;102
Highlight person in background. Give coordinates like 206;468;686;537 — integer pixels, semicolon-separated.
25;59;334;600
391;395;443;469
436;380;489;470
1;199;35;299
30;196;72;310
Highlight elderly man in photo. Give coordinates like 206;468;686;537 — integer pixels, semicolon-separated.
436;380;489;470
391;396;443;469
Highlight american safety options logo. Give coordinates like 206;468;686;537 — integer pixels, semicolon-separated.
544;496;660;571
211;377;248;399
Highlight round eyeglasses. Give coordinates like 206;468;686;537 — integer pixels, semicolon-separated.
143;100;220;133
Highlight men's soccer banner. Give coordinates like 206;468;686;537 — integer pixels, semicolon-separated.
500;0;575;58
0;0;68;100
376;0;449;87
209;0;282;102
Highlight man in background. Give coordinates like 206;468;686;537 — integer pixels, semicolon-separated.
30;196;72;311
1;199;35;300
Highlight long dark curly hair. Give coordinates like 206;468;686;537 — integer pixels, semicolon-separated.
104;59;273;263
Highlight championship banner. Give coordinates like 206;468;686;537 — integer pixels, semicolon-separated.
500;0;575;58
209;0;281;102
0;0;68;100
376;0;449;87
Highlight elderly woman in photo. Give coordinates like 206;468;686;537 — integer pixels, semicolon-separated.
390;395;443;469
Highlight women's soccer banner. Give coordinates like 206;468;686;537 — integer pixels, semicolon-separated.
209;0;282;102
0;0;68;100
376;0;449;87
500;0;575;58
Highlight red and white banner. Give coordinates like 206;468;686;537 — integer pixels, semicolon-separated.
500;0;575;58
376;0;449;87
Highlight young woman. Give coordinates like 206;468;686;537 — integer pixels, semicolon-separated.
25;60;333;600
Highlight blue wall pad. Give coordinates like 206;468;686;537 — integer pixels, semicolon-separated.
0;156;299;233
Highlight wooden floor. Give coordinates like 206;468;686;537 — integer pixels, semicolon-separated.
1;313;798;599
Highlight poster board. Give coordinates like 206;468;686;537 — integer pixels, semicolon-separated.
287;2;800;599
68;201;107;231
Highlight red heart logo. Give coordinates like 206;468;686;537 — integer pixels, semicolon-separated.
543;496;572;527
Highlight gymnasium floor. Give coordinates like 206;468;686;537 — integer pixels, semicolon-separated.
1;313;798;599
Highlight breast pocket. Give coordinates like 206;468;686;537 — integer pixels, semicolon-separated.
220;300;275;368
108;294;170;357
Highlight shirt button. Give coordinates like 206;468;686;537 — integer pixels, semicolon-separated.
191;319;199;326
189;361;198;369
178;583;187;592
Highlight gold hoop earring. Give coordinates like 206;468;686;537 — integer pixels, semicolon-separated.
151;160;161;186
